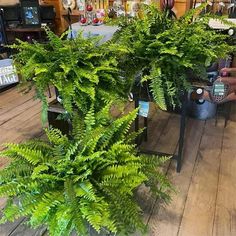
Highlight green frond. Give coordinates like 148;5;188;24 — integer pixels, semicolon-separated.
23;139;53;153
44;26;64;49
71;113;86;140
95;102;113;126
53;205;73;236
0;200;20;223
0;182;18;197
3;143;44;165
0;159;32;183
149;74;167;111
30;191;63;227
80;128;104;154
75;181;96;201
84;106;96;131
45;128;68;145
64;141;81;160
72;213;88;236
125;128;145;144
98;108;138;149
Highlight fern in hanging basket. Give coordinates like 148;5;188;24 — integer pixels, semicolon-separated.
0;104;173;236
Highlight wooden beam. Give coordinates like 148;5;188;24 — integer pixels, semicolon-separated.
186;0;194;10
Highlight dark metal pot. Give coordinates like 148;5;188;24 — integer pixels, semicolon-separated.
187;96;217;120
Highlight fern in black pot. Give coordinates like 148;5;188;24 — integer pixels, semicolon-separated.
113;4;235;110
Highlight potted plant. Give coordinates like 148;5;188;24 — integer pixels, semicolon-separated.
11;28;132;122
0;104;173;235
113;4;235;110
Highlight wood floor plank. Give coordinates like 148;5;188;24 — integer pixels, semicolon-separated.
0;111;43;168
228;102;236;122
0;90;51;169
1;104;42;130
213;120;236;236
0;87;22;105
133;110;182;236
9;219;46;236
147;118;205;236
140;111;180;156
0;218;25;236
0;111;42;145
152;113;181;154
177;119;225;236
0;99;40;126
0;89;36;115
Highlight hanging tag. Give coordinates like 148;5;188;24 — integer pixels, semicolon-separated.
139;101;149;117
211;80;229;103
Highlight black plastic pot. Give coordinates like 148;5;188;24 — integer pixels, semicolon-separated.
186;95;217;120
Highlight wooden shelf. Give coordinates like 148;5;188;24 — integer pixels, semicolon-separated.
6;27;45;33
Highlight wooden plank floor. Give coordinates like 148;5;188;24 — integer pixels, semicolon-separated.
1;87;236;235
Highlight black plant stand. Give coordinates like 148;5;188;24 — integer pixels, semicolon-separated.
134;92;187;173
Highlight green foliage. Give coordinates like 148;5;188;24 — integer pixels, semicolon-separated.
11;5;234;112
11;28;131;120
0;104;173;235
6;5;229;235
113;4;235;109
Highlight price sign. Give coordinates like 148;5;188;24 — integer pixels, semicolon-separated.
139;101;149;118
0;59;18;87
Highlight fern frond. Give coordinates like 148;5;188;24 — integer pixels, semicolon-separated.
45;128;68;145
98;108;138;150
30;191;64;227
0;159;32;183
0;200;20;223
149;71;167;110
3;143;44;165
0;182;18;197
75;181;96;201
84;105;96;131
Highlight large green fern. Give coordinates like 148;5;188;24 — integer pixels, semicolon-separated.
113;4;235;109
0;104;173;236
10;28;132;122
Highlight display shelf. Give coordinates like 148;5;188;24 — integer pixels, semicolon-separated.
5;25;55;44
5;27;45;33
